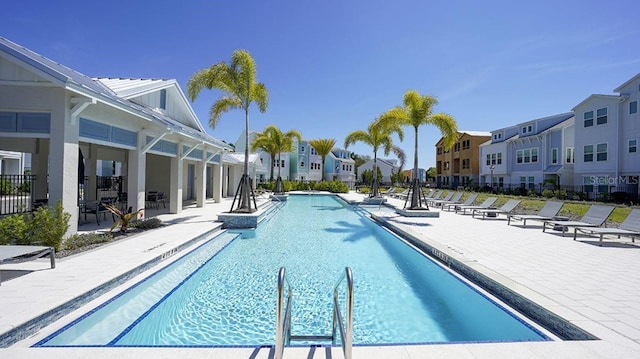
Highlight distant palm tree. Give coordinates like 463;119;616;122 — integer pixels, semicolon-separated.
251;129;278;182
308;138;336;181
380;90;458;209
187;49;268;213
344;119;404;197
251;125;301;194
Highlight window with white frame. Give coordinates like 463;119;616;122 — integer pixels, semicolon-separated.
584;111;594;127
301;146;304;153
300;161;305;167
531;148;538;162
522;124;533;134
552;148;558;164
596;108;607;125
491;153;496;165
630;101;638;115
566;147;574;163
516;150;523;164
584;145;594;162
630;139;637;153
596;143;607;161
486;154;491;165
497;152;502;165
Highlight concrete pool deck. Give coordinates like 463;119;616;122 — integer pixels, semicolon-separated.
1;191;640;358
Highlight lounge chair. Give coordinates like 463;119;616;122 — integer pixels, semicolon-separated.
0;245;55;285
427;191;454;207
542;205;615;236
472;199;522;219
430;192;463;208
507;201;564;227
442;193;478;212
573;208;640;244
380;187;397;196
455;197;497;215
392;188;411;199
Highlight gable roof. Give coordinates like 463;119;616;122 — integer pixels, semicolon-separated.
614;73;640;93
572;94;620;111
0;36;230;151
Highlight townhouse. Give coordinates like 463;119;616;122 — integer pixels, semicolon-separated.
436;131;491;188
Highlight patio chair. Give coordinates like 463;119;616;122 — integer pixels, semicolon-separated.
573;208;640;244
146;191;166;209
455;197;497;215
507;201;564;227
442;193;478;212
427;191;454;207
429;192;462;207
542;204;615;236
472;199;521;219
82;199;114;225
1;245;55;285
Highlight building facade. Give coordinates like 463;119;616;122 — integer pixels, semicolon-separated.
436;131;491;188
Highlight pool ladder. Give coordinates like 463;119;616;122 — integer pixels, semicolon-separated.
275;267;353;359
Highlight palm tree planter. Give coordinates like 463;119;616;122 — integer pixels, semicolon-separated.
187;50;268;213
380;90;457;216
344;118;404;200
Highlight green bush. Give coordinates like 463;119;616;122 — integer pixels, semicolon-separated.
17;180;31;194
313;180;349;193
0;214;29;245
0;179;13;195
131;217;162;230
63;232;112;251
30;201;70;250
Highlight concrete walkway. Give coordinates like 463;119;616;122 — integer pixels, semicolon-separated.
1;192;640;358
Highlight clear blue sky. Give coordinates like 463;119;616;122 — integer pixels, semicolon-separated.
2;0;639;169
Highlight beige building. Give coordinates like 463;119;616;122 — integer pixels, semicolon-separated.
436;131;491;188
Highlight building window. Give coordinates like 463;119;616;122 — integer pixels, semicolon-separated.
630;139;637;153
444;161;450;170
519;176;526;188
596;143;607;161
596;107;607;125
523;149;531;163
491;153;496;165
584;111;594;127
552;148;558;164
301;146;304;152
531;148;538;163
566;147;574;163
516;150;523;164
281;160;285;168
486;154;491;165
630;101;638;115
584;145;594;162
300;161;305;167
454;143;460;152
437;147;442;155
497;152;502;165
522;124;533;134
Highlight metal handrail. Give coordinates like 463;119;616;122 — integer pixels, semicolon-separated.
332;267;353;359
275;267;292;359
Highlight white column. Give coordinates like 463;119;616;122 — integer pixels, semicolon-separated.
48;93;79;234
170;153;183;213
196;151;206;207
127;132;146;216
213;163;222;202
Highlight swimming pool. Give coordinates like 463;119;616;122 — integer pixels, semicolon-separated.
36;194;548;347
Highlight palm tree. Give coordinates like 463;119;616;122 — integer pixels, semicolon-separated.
344;118;404;197
251;125;302;194
380;90;458;210
251;129;278;182
308;138;336;181
187;50;268;213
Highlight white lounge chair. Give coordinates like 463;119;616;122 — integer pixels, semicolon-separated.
573;208;640;244
428;191;455;207
442;193;478;212
542;205;615;237
472;199;521;220
507;201;564;227
0;245;55;285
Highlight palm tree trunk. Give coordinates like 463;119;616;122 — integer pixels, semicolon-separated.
234;107;255;212
275;152;283;194
270;154;275;181
409;126;424;209
371;151;379;197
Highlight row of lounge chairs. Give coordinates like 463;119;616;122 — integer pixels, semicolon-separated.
422;190;640;246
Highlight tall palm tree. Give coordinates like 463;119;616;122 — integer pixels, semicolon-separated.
380;90;458;210
187;49;268;213
308;138;336;181
251;125;302;194
344;118;404;197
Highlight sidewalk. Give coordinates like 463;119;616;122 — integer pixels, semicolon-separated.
1;192;640;358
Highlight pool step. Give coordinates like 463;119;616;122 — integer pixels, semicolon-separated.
289;334;333;342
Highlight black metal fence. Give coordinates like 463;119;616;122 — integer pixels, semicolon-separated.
0;174;37;215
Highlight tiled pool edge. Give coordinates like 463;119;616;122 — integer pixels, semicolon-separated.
0;224;224;348
370;213;599;342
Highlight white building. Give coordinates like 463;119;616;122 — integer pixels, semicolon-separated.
357;158;399;184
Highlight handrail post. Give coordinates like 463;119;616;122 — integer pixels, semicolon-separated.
275;267;286;359
344;267;353;359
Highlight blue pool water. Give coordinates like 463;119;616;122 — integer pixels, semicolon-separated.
37;194;547;347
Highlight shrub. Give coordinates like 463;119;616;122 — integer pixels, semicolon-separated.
0;179;13;195
314;179;349;193
17;180;31;194
541;189;554;198
30;201;70;250
131;217;162;230
63;232;113;251
0;213;29;245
